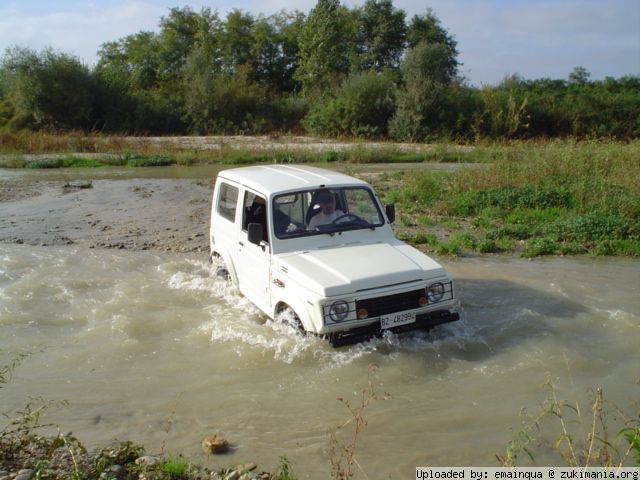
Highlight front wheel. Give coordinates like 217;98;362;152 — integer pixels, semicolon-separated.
275;305;305;333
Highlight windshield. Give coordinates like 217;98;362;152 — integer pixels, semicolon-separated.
272;186;385;239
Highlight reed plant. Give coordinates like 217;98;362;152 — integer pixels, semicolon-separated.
497;376;640;467
329;363;390;479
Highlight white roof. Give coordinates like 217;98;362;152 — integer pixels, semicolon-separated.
217;165;368;196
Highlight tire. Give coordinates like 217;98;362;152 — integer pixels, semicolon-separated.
275;305;305;333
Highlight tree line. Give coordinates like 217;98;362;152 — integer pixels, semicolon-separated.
0;0;638;140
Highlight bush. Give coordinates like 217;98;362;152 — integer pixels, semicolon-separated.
127;155;175;167
452;185;574;216
304;70;396;138
24;158;63;168
547;212;638;242
522;237;556;257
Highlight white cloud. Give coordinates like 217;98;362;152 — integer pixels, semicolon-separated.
0;2;168;65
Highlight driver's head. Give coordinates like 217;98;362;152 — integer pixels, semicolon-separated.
317;190;336;214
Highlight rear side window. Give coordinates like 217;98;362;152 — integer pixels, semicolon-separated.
217;182;239;222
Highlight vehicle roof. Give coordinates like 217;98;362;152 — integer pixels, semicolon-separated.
217;165;369;196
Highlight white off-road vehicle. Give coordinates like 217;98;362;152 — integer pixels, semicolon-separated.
209;165;459;347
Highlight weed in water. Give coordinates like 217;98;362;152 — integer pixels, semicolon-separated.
329;364;390;479
521;237;557;258
497;377;640;467
273;456;298;480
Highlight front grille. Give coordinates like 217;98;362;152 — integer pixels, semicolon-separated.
355;281;454;318
356;288;426;317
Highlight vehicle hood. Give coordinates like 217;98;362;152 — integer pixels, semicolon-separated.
277;242;446;297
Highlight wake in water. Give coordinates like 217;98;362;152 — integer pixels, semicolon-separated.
163;257;484;367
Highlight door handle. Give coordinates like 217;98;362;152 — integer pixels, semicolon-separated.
238;241;245;247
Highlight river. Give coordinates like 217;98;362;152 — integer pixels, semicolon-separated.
0;165;639;478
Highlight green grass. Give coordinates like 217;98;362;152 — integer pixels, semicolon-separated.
161;456;190;478
19;155;180;168
126;155;175;167
24;156;108;168
378;139;640;258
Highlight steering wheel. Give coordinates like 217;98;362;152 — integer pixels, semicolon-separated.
331;213;368;226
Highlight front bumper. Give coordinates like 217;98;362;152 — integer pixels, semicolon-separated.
326;309;460;348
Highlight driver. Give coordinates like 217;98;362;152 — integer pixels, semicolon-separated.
308;190;345;230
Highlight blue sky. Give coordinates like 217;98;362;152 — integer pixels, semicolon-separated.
1;0;638;86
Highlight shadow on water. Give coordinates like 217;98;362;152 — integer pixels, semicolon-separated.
357;277;591;372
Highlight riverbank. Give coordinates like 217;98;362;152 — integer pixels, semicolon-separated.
0;431;284;479
1;138;639;258
0;177;212;253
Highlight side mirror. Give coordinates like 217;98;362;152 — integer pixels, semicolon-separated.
385;204;396;223
247;223;264;245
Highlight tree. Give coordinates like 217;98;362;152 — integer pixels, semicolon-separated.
304;70;396;137
250;11;304;92
407;9;459;84
354;0;406;72
222;9;255;73
294;0;354;93
157;7;222;76
568;66;591;85
389;42;454;140
97;32;161;92
1;47;95;130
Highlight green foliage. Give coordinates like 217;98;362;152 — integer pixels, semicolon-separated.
1;47;96;130
391;170;444;206
0;351;32;387
398;231;437;245
127;155;175;167
621;428;640;466
322;150;348;162
546;212;637;243
330;364;389;479
406;9;459;79
24;157;108;168
389;41;455;141
161;456;190;478
498;379;640;467
475;74;640;139
434;241;460;256
1;3;638;139
24;158;64;168
452;185;574;216
294;0;354;93
379;140;640;257
304;70;396;137
522;237;557;258
250;12;304;92
273;456;298;480
182;46;273;134
21;156;120;168
354;0;407;72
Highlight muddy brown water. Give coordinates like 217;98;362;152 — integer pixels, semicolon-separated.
1;165;638;478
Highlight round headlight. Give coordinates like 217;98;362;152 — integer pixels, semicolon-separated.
329;300;349;322
427;282;445;303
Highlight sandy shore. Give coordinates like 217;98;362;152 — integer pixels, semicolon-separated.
0;177;213;253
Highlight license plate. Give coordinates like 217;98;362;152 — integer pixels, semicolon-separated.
380;310;416;329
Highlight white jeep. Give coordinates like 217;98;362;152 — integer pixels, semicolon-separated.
209;165;459;347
